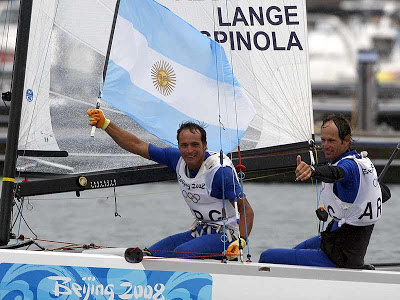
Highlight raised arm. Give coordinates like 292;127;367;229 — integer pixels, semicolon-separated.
295;155;345;183
88;109;150;159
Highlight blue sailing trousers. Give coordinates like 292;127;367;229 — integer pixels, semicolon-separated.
148;226;230;259
259;236;336;267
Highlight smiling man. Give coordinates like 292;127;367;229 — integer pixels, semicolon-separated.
88;109;253;259
259;114;390;269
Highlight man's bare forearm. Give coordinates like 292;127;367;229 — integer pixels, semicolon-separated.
237;197;254;237
105;122;150;159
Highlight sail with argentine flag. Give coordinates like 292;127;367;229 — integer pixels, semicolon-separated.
103;0;256;153
16;0;313;177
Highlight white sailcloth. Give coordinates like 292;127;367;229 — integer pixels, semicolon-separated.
18;0;57;151
103;0;256;153
17;0;312;174
162;0;314;149
19;0;116;153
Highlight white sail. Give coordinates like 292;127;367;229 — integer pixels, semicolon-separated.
2;3;400;298
103;0;256;153
18;0;57;151
18;0;124;173
19;0;116;152
161;0;314;149
17;0;313;175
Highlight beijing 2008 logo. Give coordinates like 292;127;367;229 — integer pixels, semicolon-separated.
26;89;34;102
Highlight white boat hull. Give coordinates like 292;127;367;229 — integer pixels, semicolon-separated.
0;248;399;299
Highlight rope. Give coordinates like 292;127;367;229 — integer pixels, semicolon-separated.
309;145;325;234
219;150;227;263
21;237;239;261
144;248;242;260
236;145;251;262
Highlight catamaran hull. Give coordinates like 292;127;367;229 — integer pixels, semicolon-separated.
0;249;399;299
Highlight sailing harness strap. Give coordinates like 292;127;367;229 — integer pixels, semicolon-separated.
190;219;239;242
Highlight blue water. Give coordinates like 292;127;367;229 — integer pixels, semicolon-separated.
15;182;400;263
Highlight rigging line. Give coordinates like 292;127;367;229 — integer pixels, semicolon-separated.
10;198;38;239
236;148;251;261
211;2;228;261
220;0;241;147
113;186;121;217
221;0;249;262
27;188;180;201
16;197;24;242
32;237;105;246
239;0;309;137
148;248;228;259
44;243;83;251
242;170;294;181
217;0;236;153
210;1;224;140
309;145;323;233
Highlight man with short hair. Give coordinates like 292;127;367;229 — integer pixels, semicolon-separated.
88;109;254;259
259;114;390;268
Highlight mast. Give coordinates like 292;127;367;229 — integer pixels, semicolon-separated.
103;0;121;83
0;0;33;246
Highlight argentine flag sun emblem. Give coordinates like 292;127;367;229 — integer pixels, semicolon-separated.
151;60;176;96
103;0;256;153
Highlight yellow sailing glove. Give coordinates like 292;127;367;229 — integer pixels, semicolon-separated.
88;109;110;130
224;238;246;260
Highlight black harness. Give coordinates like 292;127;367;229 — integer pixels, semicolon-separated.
321;220;374;268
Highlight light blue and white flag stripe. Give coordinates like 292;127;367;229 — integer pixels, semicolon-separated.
103;0;255;153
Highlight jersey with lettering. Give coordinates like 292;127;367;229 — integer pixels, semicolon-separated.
176;152;239;230
149;144;242;200
321;152;382;227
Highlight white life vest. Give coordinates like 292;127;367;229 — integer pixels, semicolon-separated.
176;151;239;231
321;152;382;227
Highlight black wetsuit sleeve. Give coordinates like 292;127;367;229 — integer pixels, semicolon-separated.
380;182;391;203
312;165;346;183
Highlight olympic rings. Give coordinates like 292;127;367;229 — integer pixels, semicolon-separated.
181;190;201;203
